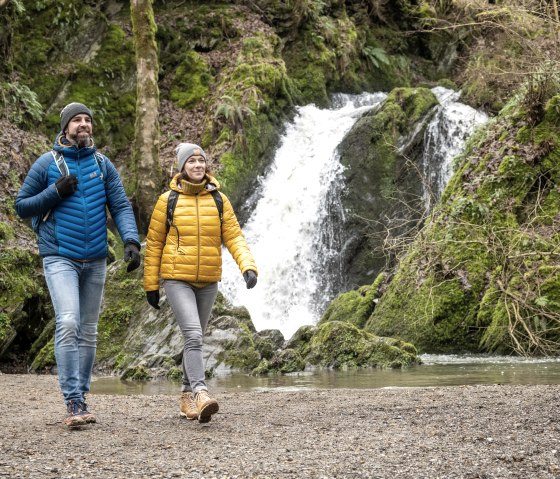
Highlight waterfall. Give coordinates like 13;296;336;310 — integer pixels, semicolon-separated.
220;89;488;340
220;93;387;339
422;87;488;209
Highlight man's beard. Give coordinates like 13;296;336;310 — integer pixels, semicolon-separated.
69;131;92;148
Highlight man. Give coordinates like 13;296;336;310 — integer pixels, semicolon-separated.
16;102;141;427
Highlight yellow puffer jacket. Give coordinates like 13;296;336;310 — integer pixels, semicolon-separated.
143;174;257;291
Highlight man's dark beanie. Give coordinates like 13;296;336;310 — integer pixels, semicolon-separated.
60;102;93;132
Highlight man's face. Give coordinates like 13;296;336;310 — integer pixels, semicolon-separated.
66;114;93;147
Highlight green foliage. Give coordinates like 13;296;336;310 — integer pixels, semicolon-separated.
362;46;391;70
0;82;43;128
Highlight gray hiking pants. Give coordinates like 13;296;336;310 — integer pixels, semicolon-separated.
163;280;219;394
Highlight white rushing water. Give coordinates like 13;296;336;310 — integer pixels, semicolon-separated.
220;89;488;340
422;87;488;209
220;93;387;339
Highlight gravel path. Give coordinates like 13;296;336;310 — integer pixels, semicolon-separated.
0;374;559;479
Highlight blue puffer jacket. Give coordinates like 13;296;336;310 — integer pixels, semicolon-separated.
16;134;140;260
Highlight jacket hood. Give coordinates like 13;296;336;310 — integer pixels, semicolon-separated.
53;132;97;159
170;173;221;194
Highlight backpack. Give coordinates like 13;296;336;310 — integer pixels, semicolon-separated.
166;188;223;234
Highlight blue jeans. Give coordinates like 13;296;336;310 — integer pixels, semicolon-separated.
43;256;107;404
163;280;218;394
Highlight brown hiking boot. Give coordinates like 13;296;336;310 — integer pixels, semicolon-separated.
180;392;198;420
77;401;97;423
64;400;86;427
195;390;219;423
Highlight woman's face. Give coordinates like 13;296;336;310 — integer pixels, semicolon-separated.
182;155;206;183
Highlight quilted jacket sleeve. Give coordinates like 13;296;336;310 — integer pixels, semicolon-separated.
104;157;140;248
143;192;169;291
221;193;258;276
15;154;61;219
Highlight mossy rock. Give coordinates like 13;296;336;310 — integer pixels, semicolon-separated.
320;272;387;329
30;338;56;371
252;348;306;375
366;88;560;355
306;321;418;369
338;87;438;286
121;365;152;381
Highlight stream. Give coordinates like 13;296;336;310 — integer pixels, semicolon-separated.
90;355;560;395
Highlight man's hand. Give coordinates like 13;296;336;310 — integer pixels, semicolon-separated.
146;290;160;310
123;241;141;272
243;270;258;289
55;175;78;198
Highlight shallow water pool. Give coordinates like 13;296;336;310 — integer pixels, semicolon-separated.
90;354;560;395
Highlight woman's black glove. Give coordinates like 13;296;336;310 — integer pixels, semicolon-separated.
243;270;258;289
124;242;141;272
55;175;78;198
146;290;160;309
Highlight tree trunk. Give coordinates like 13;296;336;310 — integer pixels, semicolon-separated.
130;0;160;235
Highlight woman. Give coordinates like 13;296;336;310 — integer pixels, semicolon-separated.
144;143;258;423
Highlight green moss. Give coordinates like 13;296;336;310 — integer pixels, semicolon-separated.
170;51;212;109
166;366;183;382
366;89;560;355
30;338;56;371
252;348;306;375
42;24;136;156
121;365;152;381
306;321;418;369
0;223;15;242
96;263;145;364
0;248;44;310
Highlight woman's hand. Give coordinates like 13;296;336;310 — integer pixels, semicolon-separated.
243;270;257;289
146;290;160;309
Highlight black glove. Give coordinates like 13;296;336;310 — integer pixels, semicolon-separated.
146;290;160;310
55;175;78;198
123;241;141;272
243;270;258;289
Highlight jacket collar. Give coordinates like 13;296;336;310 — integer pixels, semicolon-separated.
53;132;97;159
170;174;221;195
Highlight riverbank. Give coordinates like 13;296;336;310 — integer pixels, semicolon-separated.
1;374;558;478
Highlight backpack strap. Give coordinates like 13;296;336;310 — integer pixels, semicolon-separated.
209;190;223;226
43;151;70;221
51;150;69;177
93;152;107;183
166;190;180;234
52;149;106;183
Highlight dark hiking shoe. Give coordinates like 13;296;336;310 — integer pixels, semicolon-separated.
180;392;198;420
77;401;96;423
195;390;219;424
64;400;86;427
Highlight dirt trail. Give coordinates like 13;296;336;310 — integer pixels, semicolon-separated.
0;374;559;479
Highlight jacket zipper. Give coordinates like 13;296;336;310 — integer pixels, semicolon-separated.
195;194;200;280
77;153;89;258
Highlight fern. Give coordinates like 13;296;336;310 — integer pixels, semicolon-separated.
362;46;391;70
0;82;43;127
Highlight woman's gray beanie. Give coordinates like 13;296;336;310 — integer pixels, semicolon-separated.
176;143;207;172
60;102;93;132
